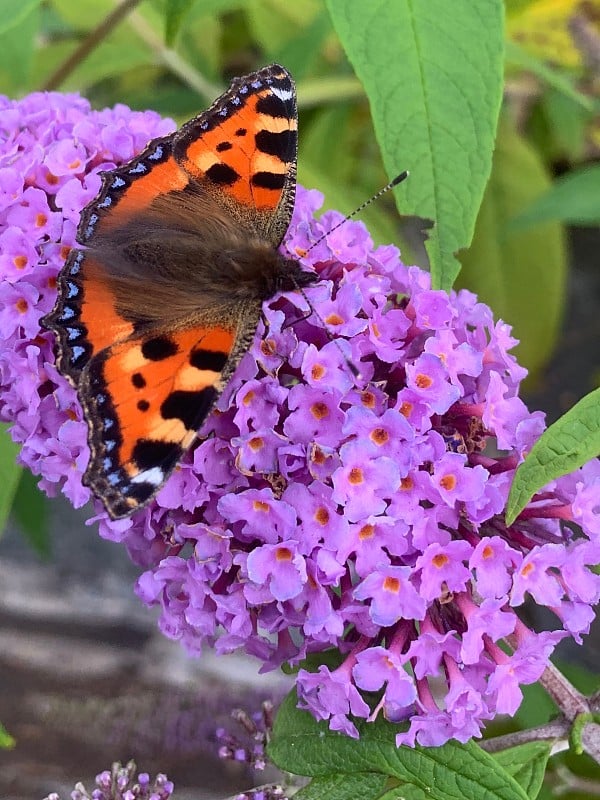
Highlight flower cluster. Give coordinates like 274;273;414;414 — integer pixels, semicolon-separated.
43;761;174;800
2;92;600;748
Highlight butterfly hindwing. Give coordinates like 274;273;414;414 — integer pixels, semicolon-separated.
81;312;262;518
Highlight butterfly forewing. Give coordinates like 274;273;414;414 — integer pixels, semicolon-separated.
173;64;298;245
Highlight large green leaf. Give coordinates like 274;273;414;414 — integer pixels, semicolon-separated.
294;773;388;800
269;692;528;800
507;387;600;524
457;115;566;377
0;424;22;536
492;742;551;799
326;0;504;291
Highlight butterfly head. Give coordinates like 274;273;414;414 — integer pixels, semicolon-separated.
214;242;317;302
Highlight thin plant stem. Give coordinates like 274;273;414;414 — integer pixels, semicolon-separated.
42;0;144;91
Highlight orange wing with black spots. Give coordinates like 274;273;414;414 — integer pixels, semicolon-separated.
42;64;316;519
173;63;297;245
79;325;237;518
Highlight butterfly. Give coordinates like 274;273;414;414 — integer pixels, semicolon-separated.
42;63;317;520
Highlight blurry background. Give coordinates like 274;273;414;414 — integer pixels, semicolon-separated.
0;0;600;798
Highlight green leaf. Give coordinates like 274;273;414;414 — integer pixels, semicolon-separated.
272;8;333;80
294;773;388;800
492;742;551;798
507;387;600;524
165;0;197;45
0;1;39;93
0;424;22;536
541;89;589;161
511;166;600;228
0;722;15;750
163;0;247;44
457;114;566;378
12;471;51;558
505;39;594;111
269;692;529;800
246;0;321;56
326;0;504;292
0;0;41;35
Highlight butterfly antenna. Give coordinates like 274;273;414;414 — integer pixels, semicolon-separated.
304;170;409;256
290;170;409;381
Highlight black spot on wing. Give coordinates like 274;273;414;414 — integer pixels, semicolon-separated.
255;129;296;160
132;372;146;388
190;348;228;372
251;171;286;190
137;399;150;412
216;141;232;152
125;480;157;505
142;336;178;361
206;163;239;185
132;439;178;471
256;94;288;119
235;128;247;137
161;387;217;431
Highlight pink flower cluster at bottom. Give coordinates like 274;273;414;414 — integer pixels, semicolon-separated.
1;91;600;748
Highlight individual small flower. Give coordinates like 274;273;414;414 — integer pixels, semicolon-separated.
43;761;174;800
2;90;600;751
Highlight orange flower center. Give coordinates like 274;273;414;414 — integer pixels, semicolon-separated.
370;427;389;445
348;467;363;485
415;373;433;389
314;506;330;525
359;524;374;540
310;402;329;420
439;474;457;491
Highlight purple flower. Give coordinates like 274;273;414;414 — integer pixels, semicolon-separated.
2;91;600;749
42;760;174;800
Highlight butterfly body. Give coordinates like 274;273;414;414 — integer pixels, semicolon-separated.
43;64;316;519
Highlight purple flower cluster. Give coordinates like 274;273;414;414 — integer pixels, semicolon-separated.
2;92;600;748
43;761;174;800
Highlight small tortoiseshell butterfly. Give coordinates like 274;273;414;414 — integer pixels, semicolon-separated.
43;63;316;520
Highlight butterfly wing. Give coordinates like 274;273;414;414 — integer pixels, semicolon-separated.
43;132;193;384
173;63;297;246
42;63;300;519
81;311;261;519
